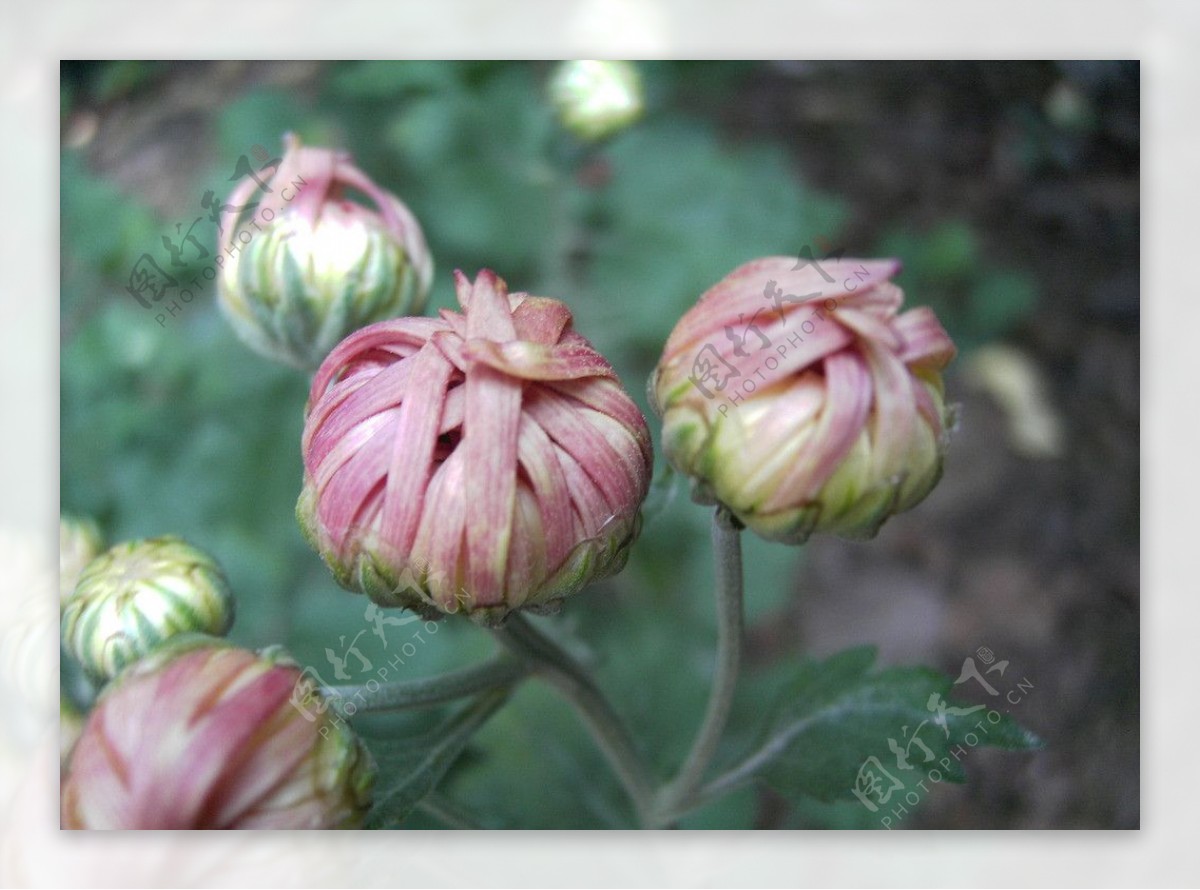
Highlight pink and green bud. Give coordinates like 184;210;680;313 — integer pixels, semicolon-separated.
60;536;235;681
548;60;644;142
61;637;374;829
651;257;957;544
217;133;433;369
298;269;653;624
59;514;104;603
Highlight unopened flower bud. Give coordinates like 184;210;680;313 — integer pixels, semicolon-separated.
59;514;104;602
217;133;433;368
60;536;235;680
61;637;374;829
651;257;957;544
298;269;652;624
549;60;644;141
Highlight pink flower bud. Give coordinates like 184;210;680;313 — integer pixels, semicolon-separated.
651;257;956;544
298;270;652;624
61;638;374;829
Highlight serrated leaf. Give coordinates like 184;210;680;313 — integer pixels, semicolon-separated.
364;688;511;829
737;647;1041;807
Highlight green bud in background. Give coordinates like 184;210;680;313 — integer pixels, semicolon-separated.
217;133;433;369
548;60;644;142
60;536;235;681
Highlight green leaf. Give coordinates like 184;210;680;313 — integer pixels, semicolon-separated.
738;647;1041;808
363;688;511;829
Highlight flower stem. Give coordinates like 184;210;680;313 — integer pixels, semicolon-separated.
491;612;656;826
653;506;745;826
322;653;529;714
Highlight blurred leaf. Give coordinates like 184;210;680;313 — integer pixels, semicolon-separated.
443;679;634;828
640;461;681;525
577;115;846;362
968;269;1039;339
376;64;557;281
60;151;163;288
329;60;463;100
364;688;511;829
743;647;1041;805
92;60;164;103
216;87;316;161
876;220;1039;350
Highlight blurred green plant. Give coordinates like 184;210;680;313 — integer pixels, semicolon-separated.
875;220;1039;352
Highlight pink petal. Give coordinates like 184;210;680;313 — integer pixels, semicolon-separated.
763;350;872;510
379;342;456;561
894;306;957;370
462;338;617;381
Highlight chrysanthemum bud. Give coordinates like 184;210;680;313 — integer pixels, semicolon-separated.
217;133;433;368
548;60;644;142
61;637;374;829
651;257;956;544
298;269;652;624
60;537;235;681
59;514;104;603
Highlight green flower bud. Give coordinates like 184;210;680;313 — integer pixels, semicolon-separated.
60;536;235;681
549;60;644;141
217;134;433;369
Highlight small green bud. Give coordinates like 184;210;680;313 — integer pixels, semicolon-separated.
60;536;235;681
549;60;644;142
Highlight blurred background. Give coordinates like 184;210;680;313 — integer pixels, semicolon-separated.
58;60;1138;829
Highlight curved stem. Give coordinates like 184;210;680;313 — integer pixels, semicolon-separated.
688;744;780;812
653;506;745;826
492;613;656;826
322;653;529;714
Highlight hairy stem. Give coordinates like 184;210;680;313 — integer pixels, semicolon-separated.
653;506;745;826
